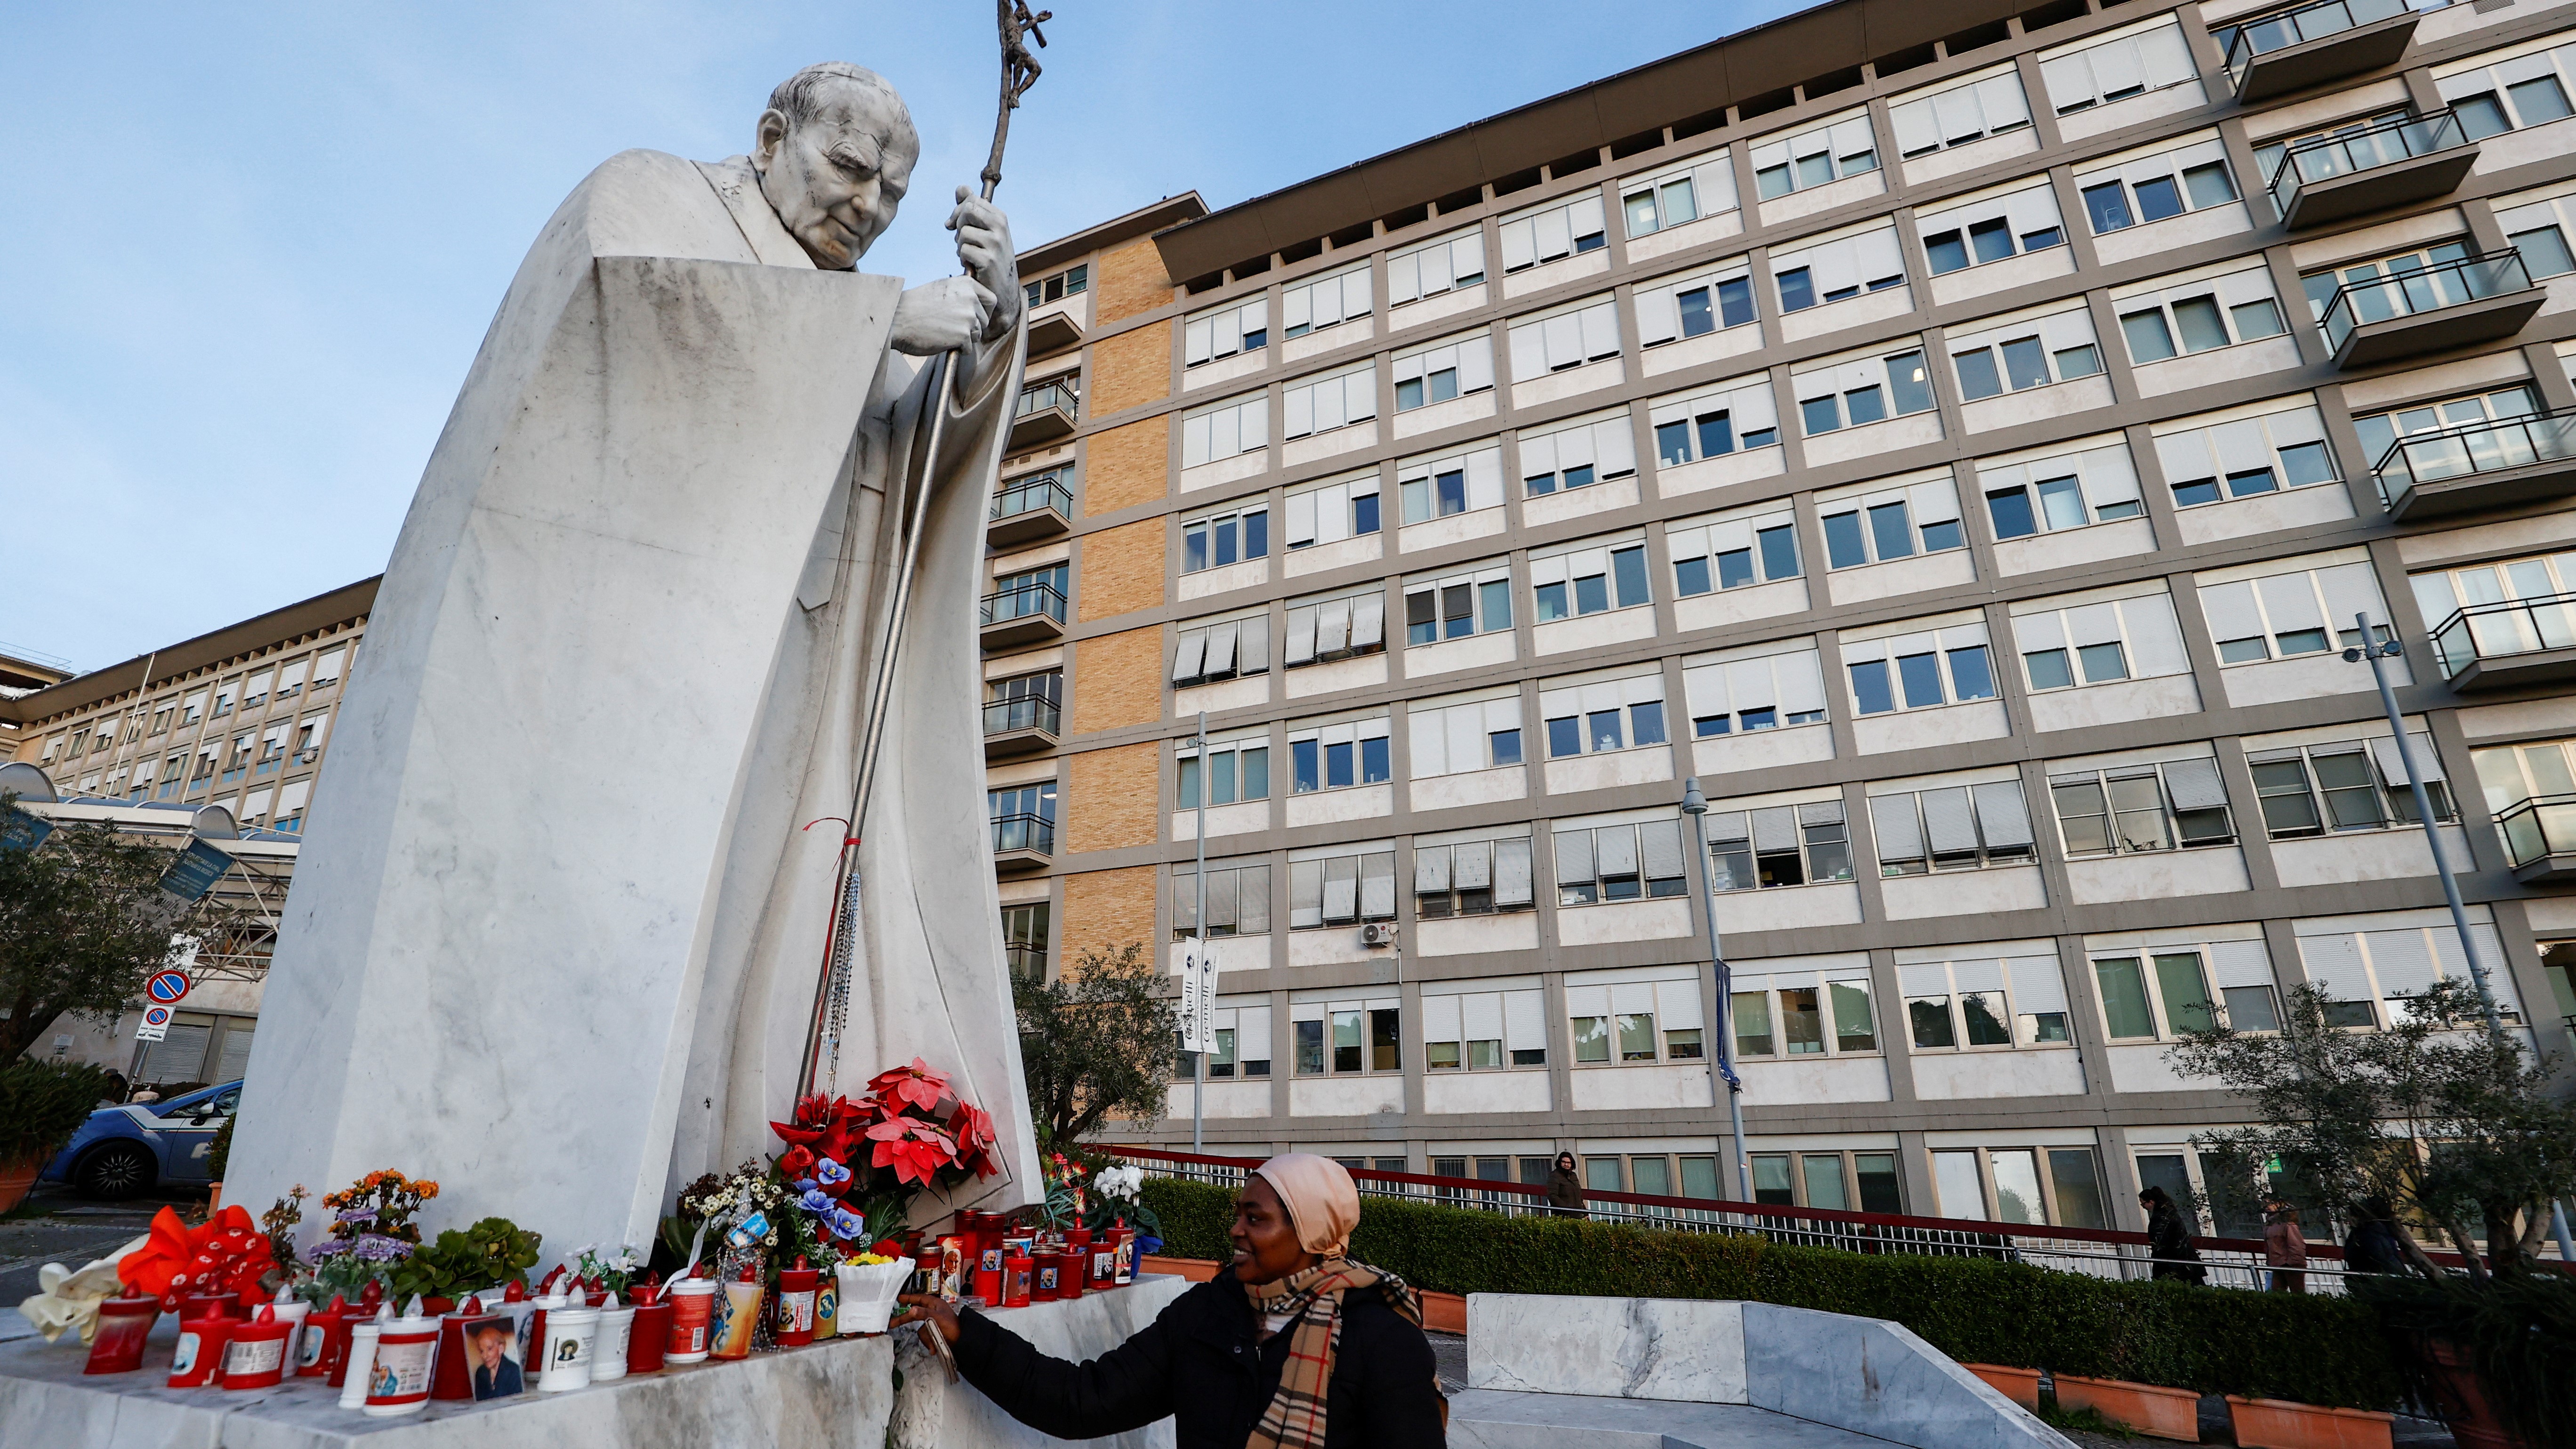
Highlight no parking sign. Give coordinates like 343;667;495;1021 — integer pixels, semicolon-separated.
136;1005;174;1043
147;970;192;1005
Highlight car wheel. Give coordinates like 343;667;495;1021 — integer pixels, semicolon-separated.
76;1142;154;1199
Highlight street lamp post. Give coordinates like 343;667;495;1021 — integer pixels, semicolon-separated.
1191;710;1208;1155
1681;777;1751;1203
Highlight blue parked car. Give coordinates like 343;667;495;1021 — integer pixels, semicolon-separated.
42;1080;240;1198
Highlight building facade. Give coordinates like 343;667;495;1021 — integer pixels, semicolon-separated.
981;0;2576;1237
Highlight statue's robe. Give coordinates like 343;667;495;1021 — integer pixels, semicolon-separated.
229;149;1040;1255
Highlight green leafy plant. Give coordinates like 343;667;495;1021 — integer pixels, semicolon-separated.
1015;942;1175;1143
2354;1270;2576;1449
207;1115;234;1180
0;1059;115;1163
389;1217;542;1302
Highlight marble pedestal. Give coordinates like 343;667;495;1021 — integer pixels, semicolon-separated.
1;1276;1185;1449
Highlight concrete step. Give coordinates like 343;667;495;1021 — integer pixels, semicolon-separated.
1449;1388;1904;1449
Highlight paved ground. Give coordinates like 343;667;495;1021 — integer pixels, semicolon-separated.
1425;1329;1468;1393
0;1184;202;1328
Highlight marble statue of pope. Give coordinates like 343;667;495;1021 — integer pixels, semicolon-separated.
228;63;1045;1254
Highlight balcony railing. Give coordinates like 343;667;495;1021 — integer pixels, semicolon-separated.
2223;0;2413;99
2374;410;2576;513
983;695;1062;737
981;580;1067;628
991;473;1073;523
990;811;1055;856
2494;795;2576;872
2428;591;2576;678
2317;248;2534;365
1015;379;1079;420
2266;110;2470;225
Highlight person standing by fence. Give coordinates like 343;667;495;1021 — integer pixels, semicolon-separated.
1545;1152;1586;1219
2263;1198;2308;1293
2140;1186;2207;1284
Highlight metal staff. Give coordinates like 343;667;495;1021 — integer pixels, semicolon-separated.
800;3;1052;1098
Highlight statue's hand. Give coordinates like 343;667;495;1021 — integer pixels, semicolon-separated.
893;275;996;356
949;187;1020;343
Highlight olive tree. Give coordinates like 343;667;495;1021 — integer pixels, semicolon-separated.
1014;941;1177;1145
0;797;209;1063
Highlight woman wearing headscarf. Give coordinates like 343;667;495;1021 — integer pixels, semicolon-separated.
897;1152;1446;1447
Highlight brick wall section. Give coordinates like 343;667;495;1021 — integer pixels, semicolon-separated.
1073;628;1163;734
1066;741;1159;853
1092;237;1173;327
1083;418;1168;516
1089;320;1171;417
1058;865;1159;968
1079;518;1165;623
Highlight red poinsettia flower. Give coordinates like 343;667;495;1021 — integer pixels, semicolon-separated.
947;1102;1001;1179
866;1058;950;1115
119;1205;274;1310
865;1116;959;1185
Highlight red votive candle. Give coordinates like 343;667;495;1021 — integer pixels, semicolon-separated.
84;1294;160;1375
168;1310;235;1388
775;1258;819;1347
1003;1250;1033;1308
222;1305;294;1390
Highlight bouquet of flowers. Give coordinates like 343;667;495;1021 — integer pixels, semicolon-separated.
118;1204;276;1312
302;1167;434;1297
1083;1158;1163;1249
574;1244;644;1293
1039;1149;1090;1231
767;1058;1001;1250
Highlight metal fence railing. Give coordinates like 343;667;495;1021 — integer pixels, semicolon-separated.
2374;410;2576;508
2223;0;2409;89
2319;249;2531;356
981;580;1068;628
992;472;1074;523
2492;794;2576;869
989;811;1055;856
2427;590;2576;677
1015;379;1080;421
983;695;1062;737
2266;109;2467;218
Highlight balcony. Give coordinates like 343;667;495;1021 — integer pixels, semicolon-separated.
983;695;1061;760
2495;796;2576;883
1027;305;1084;358
987;472;1073;549
2375;411;2576;520
980;580;1068;649
990;811;1055;873
2267;111;2476;230
2318;250;2542;370
2223;0;2417;103
2428;593;2576;691
1009;378;1079;451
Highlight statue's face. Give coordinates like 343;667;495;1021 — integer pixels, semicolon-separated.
753;82;918;270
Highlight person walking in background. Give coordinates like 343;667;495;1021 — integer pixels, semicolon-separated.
1545;1152;1585;1219
2343;1196;2408;1276
2263;1197;2308;1293
2140;1185;2207;1285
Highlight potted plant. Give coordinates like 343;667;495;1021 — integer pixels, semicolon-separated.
0;1061;114;1212
389;1217;543;1309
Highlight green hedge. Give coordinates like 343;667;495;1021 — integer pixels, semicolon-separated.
1142;1176;2402;1410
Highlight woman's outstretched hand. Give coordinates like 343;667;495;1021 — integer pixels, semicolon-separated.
893;1293;962;1345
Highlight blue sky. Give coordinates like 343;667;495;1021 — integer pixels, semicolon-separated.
0;0;1801;673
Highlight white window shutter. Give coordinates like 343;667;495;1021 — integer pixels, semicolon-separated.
1282;287;1312;335
1446;707;1482;773
1921;787;1980;853
1351;591;1385;650
1215;307;1242;358
2368;733;2446;784
2136;24;2193;89
1502;219;1538;273
1316;597;1352;654
1932;86;1981;145
1972;781;2036;847
1347;368;1379;422
2257;572;2327;635
2090;37;2148;99
1460;337;1496;394
1316;483;1350;544
2157;428;2216;484
1456;840;1494;889
1238;611;1270;671
1570;194;1605;241
1533;209;1572;263
1554;829;1595;885
1185;318;1214;366
1323;858;1358;922
1638;286;1681;346
1495;837;1535;905
1543;312;1584;369
1183;414;1211;469
2083;446;2141;507
2067;602;2124;647
1388;253;1421;306
1857;228;1905;283
2006;186;2061;240
1205;869;1240;929
2038;52;2093;109
1726;658;1779;711
1344;269;1373;318
1980;73;2030;130
2162;757;2229;811
1171;629;1207;682
2317;562;2386;635
1466;449;1504;510
1360;853;1396;918
1416;844;1453;894
1908;479;1963;525
1874;794;1927;861
1596;825;1640;877
1509;323;1547;380
1598;419;1638;478
1696;157;1737;214
1751;805;1800;853
1779;652;1827;716
1891;97;1940;156
1639;819;1684;879
1287;491;1318;547
1504;989;1545;1048
1240;399;1267;452
1454;232;1486;282
1204;621;1239;675
1286;605;1319;665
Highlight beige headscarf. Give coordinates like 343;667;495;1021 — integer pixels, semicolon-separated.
1252;1152;1362;1256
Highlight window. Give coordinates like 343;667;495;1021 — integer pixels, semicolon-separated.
1184;296;1268;367
1888;66;2034;159
1283;588;1387;668
180;691;207;725
146;705;172;736
1918;187;2065;275
1289;848;1397;929
2497;190;2576;279
2197;555;2389;665
1408;690;1526;777
986;562;1067;625
1181;392;1267;469
1819;478;1965;568
989;781;1056;853
1650;375;1781;465
1391;334;1496;412
1898;952;2069;1048
1520;411;1637;495
2436;42;2576;141
1731;968;1877;1058
2252;106;2417;194
2472;736;2576;819
1528;537;1651;622
1280;263;1373;340
1419;985;1545;1075
290;712;327;763
1413;838;1538;919
212;682;237;718
1397;444;1505;524
1403;563;1513;646
2295;916;2526;1029
1023;262;1087;310
2115;266;2286;364
1750;108;1879;199
1667;505;1799;598
1706;801;1852;891
311;647;346;690
2249;735;2453;838
1385;226;1488;306
1183;501;1270;573
2075;136;2238;233
1794;349;1934;435
1554;816;1689;903
2093;949;2228;1041
272;779;312;831
1620;151;1738;236
1284;363;1377;440
1636;260;1758;348
1498;192;1608;272
2154;401;2340;508
1169;610;1272;687
1291;997;1401;1072
1506;296;1622;375
2049;756;2235;856
1002;902;1050;980
2351;384;2540;481
2012;587;2190;692
2297;240;2481;327
280;660;309;699
1982;441;2143;541
1872;778;2036;874
1567;973;1704;1064
1192;1001;1273;1079
154;752;186;800
1288;716;1392;794
2411;547;2576;659
1284;473;1382;548
1931;1145;2107;1228
1771;225;1906;312
242;672;273;709
1540;670;1667;759
1948;306;2103;402
1843;620;1996;716
1682;645;1827;737
2038;20;2197;116
1171;862;1273;940
1177;733;1272;809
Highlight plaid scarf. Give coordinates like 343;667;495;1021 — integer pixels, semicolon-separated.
1240;1258;1426;1449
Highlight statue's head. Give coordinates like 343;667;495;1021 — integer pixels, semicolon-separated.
752;63;921;271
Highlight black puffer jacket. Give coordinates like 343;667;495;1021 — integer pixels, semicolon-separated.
953;1266;1446;1448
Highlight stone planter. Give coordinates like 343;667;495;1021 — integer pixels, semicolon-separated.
2227;1396;2396;1449
1964;1363;2041;1409
2055;1374;2201;1440
0;1154;41;1215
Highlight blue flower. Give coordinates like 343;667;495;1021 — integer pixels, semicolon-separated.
793;1177;817;1193
798;1189;835;1215
826;1207;865;1240
814;1157;852;1187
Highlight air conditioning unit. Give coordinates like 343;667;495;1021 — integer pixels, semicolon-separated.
1359;922;1398;948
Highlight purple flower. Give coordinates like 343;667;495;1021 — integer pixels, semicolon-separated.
309;1240;352;1260
355;1234;414;1262
336;1208;378;1226
797;1189;835;1215
814;1157;851;1187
